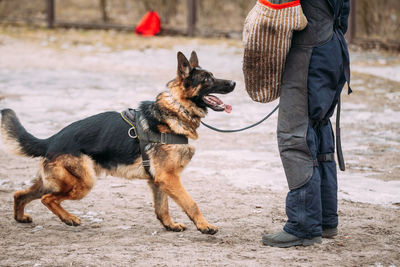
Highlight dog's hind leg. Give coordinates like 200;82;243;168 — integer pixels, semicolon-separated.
41;193;83;226
40;155;96;226
155;172;218;235
148;180;187;232
14;176;48;223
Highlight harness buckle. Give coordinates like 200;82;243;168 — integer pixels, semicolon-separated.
128;127;138;139
160;133;167;144
142;160;150;167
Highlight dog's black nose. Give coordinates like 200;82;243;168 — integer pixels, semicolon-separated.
230;81;236;87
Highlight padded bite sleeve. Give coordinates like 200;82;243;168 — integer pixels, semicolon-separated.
243;0;307;103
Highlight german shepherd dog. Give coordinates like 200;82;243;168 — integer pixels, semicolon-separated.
1;51;235;235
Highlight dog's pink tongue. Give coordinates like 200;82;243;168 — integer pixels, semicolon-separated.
224;104;232;113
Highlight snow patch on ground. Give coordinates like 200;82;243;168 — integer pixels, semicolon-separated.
352;64;400;82
339;172;400;206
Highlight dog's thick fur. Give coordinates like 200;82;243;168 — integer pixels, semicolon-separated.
1;51;235;235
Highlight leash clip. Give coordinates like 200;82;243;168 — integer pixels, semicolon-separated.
128;127;138;139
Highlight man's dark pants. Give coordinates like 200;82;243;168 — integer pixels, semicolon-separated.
283;33;347;239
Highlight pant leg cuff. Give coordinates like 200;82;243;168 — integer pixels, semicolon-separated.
283;224;305;238
322;223;338;230
284;224;322;239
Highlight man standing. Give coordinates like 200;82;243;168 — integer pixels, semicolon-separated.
261;0;351;247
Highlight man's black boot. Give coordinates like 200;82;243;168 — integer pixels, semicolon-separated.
262;231;322;248
322;227;338;238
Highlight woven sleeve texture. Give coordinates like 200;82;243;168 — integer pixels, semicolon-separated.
242;0;307;103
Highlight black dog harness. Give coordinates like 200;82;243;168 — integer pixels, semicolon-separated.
120;108;188;175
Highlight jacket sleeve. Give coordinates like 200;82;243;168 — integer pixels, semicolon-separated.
340;0;350;34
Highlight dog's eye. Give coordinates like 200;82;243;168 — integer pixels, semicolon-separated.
205;77;213;83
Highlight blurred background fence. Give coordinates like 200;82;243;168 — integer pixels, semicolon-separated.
0;0;399;49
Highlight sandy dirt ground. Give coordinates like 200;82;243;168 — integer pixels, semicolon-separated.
0;27;399;266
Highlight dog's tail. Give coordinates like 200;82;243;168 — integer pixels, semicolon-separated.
1;109;49;157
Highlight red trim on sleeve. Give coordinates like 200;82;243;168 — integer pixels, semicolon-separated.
258;0;300;9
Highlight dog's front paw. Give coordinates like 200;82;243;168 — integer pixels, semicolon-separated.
15;214;32;223
62;215;81;226
198;224;218;235
165;222;187;232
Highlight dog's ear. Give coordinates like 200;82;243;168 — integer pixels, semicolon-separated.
177;52;192;79
189;51;199;68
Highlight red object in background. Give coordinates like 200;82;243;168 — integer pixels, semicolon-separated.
135;11;161;36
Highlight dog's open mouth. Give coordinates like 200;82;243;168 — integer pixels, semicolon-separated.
202;95;232;113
